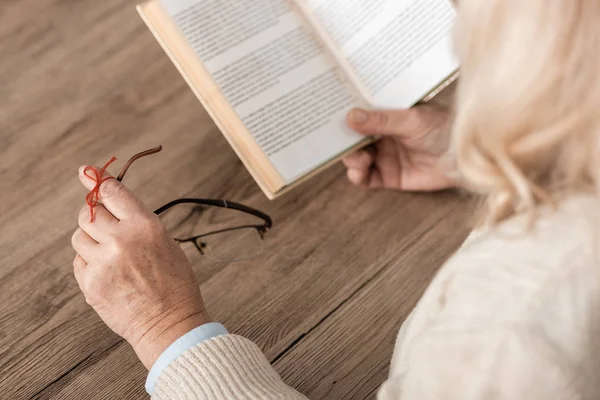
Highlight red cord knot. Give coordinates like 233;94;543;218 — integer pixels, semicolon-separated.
84;156;117;223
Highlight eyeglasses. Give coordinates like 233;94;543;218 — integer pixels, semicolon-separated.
154;198;271;262
114;146;272;262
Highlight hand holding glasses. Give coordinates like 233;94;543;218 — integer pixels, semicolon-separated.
106;146;272;262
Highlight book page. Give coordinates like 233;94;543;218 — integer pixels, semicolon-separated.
159;0;368;183
300;0;459;108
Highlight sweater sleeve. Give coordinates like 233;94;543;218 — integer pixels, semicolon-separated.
152;334;307;400
146;323;228;395
153;328;580;400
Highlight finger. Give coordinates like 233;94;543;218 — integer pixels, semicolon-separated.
347;168;369;186
71;228;99;263
73;254;87;270
342;149;374;170
79;165;113;191
78;203;118;242
79;166;149;220
372;139;403;189
73;254;87;289
347;107;418;137
366;169;384;189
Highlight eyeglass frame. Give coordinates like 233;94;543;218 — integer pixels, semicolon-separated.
110;146;273;255
153;198;272;255
112;145;272;258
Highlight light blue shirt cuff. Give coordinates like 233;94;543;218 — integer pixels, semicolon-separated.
145;322;228;395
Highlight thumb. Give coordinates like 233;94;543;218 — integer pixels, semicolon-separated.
79;166;149;220
347;108;416;137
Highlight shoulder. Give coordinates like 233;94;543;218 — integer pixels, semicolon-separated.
388;325;583;400
430;194;600;326
387;195;600;399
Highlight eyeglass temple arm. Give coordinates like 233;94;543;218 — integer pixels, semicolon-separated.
114;147;272;230
153;198;272;229
116;146;163;182
175;224;267;243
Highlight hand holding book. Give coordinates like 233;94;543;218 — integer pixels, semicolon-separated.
138;0;459;198
343;104;457;191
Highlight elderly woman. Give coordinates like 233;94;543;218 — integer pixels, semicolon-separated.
71;0;600;398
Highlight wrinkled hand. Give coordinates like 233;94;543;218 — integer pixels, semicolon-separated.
71;167;209;369
344;104;456;191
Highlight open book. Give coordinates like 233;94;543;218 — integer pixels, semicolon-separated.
137;0;459;199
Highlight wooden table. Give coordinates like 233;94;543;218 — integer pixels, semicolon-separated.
0;1;472;398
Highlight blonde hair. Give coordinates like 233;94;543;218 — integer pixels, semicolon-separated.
451;0;600;225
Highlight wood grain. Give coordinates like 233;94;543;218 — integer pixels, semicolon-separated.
0;1;472;399
273;198;473;400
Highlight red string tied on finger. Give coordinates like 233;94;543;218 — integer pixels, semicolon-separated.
82;146;162;223
84;156;117;223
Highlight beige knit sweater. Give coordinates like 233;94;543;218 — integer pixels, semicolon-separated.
153;195;600;399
